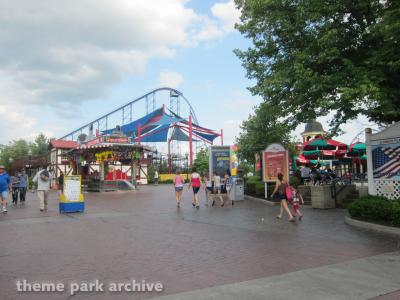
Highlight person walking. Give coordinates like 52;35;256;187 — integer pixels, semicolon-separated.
271;173;295;222
57;171;64;196
203;173;213;206
154;170;159;186
0;165;11;214
32;166;52;212
290;186;304;220
300;165;311;185
212;171;224;207
173;169;184;208
188;167;201;209
18;169;29;206
10;173;20;207
223;169;234;207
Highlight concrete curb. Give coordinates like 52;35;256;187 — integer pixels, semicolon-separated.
244;195;280;206
344;214;400;240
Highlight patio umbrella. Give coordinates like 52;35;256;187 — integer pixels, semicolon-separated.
303;150;321;157
348;142;366;156
326;139;348;150
302;139;328;150
310;160;330;166
350;142;366;151
296;154;310;164
302;138;338;150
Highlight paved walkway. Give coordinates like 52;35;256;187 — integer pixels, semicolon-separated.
0;185;399;300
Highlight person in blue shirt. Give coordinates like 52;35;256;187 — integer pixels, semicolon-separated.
0;165;11;213
19;169;29;206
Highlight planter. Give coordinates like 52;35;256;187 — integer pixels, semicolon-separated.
311;185;335;209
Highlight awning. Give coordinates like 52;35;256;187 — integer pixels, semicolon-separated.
303;150;321;156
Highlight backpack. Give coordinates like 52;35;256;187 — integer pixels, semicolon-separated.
40;170;50;182
285;184;293;202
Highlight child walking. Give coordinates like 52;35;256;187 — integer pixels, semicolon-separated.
212;171;224;207
291;186;304;220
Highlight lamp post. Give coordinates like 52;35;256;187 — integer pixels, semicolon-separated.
28;150;32;177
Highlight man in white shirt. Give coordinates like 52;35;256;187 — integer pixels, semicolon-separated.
154;170;159;185
32;166;52;212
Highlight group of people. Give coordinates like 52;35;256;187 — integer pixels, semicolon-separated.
9;169;29;207
0;164;64;214
173;168;234;209
300;164;336;185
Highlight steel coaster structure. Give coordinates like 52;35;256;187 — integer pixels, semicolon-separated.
61;87;200;140
60;87;223;169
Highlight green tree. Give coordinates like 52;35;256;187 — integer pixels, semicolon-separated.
31;133;50;156
0;139;31;170
0;134;51;170
234;0;400;133
193;148;209;175
236;102;292;163
238;160;254;175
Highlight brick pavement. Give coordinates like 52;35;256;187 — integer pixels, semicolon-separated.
0;185;398;300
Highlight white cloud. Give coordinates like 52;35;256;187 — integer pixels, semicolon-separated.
159;71;184;88
0;0;197;108
0;103;36;142
196;0;240;41
212;0;241;32
0;0;240;143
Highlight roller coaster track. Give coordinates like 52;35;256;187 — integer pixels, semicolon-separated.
60;87;199;140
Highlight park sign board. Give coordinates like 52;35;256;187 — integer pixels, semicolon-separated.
103;136;131;144
59;175;84;213
209;145;238;177
210;146;230;177
262;144;289;182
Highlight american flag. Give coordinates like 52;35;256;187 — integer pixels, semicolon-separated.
373;146;400;178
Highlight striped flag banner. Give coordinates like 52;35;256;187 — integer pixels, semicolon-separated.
372;145;400;179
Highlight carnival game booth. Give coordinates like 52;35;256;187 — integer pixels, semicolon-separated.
67;134;153;192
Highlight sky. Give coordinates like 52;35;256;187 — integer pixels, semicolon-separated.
0;0;378;150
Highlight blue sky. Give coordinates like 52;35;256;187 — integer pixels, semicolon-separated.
0;0;376;148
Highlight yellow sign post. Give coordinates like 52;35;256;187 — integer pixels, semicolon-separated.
59;175;85;213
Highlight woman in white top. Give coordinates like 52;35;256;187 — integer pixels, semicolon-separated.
224;169;234;207
203;173;213;206
212;171;224;207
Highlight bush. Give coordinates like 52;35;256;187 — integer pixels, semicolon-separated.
348;195;400;227
245;176;261;183
348;195;392;221
391;201;400;227
245;181;256;194
255;182;265;196
147;164;155;184
159;179;173;184
289;176;301;188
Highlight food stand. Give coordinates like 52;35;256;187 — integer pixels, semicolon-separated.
66;132;153;192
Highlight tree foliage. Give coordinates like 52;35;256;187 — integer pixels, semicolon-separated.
236;102;292;163
0;134;51;169
193;148;209;175
234;0;400;132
